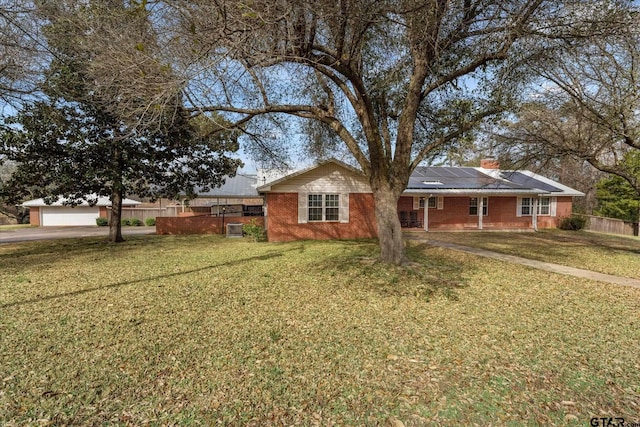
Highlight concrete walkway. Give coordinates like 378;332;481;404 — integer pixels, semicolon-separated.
408;236;640;290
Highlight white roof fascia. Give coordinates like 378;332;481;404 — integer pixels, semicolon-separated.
477;168;584;197
513;170;585;197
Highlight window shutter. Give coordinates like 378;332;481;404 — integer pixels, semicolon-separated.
413;197;420;210
550;197;557;217
339;193;349;223
298;192;308;224
437;196;444;210
516;197;522;217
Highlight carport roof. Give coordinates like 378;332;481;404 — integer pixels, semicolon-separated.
194;174;260;198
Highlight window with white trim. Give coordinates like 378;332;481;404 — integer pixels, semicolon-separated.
469;197;488;216
414;196;443;210
308;194;340;221
418;197;437;208
520;197;532;215
538;197;550;215
519;197;552;216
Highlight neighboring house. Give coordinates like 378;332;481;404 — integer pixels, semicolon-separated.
257;159;584;242
22;196;141;226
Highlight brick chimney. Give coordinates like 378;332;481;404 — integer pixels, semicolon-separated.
480;158;500;169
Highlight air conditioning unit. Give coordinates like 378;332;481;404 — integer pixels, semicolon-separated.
226;223;243;238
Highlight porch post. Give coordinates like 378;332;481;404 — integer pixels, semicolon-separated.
532;197;538;231
478;196;484;230
424;195;429;232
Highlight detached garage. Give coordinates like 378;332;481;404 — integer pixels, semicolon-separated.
22;196;141;226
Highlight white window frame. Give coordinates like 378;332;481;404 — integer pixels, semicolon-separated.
308;193;340;222
469;197;488;216
517;196;556;217
413;196;443;210
520;197;533;216
538;197;551;215
299;193;349;224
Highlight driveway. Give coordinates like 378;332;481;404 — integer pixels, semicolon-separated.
0;226;156;244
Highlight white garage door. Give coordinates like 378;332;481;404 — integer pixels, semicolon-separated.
41;206;101;226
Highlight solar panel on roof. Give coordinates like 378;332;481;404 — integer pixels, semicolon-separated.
407;167;528;190
500;172;562;192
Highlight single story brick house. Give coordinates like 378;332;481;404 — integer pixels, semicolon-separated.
257;159;584;242
22;195;141;226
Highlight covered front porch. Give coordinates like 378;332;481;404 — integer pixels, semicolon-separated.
397;194;548;232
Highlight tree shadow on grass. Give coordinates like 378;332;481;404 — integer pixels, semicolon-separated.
1;248;294;309
456;231;640;262
541;231;640;255
0;235;160;269
310;240;471;301
0;234;229;272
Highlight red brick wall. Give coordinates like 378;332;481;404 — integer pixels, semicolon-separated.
266;193;378;242
163;194;574;239
538;196;574;228
397;196;414;213
156;216;264;235
29;207;40;226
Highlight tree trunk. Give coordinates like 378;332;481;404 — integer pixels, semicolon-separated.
372;184;405;264
109;189;124;243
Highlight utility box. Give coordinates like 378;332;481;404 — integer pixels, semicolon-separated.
226;223;243;238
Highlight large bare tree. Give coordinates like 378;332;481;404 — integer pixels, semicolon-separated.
0;1;42;106
158;0;630;263
495;20;640;209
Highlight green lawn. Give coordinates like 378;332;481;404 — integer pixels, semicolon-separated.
424;230;640;280
1;234;639;426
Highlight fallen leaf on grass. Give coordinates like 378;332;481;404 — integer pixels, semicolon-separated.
387;416;405;427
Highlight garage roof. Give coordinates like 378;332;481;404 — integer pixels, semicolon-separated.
21;195;141;207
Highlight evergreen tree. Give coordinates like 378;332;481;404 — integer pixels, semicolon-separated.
0;1;241;241
595;152;640;223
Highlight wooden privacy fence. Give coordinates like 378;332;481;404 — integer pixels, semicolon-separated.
106;207;180;221
584;215;639;237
